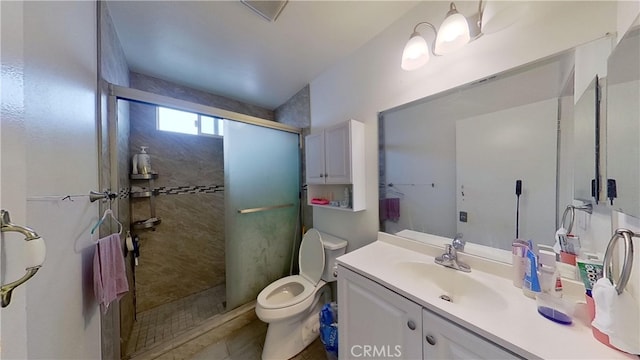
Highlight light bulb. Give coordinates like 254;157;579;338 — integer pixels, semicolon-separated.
401;33;430;71
434;3;470;55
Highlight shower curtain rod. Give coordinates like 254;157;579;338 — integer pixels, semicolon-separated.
108;83;302;135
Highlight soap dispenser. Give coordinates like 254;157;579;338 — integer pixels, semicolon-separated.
137;146;152;175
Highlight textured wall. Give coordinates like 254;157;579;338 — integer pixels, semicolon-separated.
275;85;313;239
275;85;310;128
130;72;275;121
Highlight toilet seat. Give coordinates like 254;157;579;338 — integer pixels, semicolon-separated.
257;229;327;310
257;275;316;310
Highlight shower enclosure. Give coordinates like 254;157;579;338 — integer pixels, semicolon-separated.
106;85;301;357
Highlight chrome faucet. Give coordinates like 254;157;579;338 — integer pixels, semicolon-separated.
435;233;471;272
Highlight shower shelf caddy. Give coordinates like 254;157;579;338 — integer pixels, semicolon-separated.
130;172;161;230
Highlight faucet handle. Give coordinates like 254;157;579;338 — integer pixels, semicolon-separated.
444;244;453;253
452;233;465;251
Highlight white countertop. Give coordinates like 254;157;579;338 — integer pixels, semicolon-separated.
337;232;636;360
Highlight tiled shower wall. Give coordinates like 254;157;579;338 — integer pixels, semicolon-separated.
129;73;276;312
129;100;224;312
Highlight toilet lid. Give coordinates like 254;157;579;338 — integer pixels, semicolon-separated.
299;229;325;285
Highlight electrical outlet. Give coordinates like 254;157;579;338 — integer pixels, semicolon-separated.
459;211;468;223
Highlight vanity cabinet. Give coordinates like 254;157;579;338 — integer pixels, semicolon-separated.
305;119;365;211
338;266;423;359
422;309;518;359
338;266;520;360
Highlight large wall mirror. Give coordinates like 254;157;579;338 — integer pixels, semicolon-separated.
606;21;640;218
379;50;577;254
573;76;601;204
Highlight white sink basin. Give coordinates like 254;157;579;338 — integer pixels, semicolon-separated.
394;261;508;312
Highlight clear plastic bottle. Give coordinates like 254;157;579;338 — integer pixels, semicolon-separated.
341;187;350;208
137;146;151;175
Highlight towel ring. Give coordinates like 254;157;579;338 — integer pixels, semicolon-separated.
560;204;593;233
1;210;46;308
603;228;635;295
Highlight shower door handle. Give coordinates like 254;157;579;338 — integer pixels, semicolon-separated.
237;203;294;214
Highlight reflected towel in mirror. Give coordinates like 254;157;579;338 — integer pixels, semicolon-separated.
380;198;400;222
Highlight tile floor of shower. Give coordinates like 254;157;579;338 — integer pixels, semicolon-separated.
126;284;228;355
125;283;326;360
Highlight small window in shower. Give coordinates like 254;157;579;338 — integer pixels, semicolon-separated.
200;115;224;137
157;107;224;137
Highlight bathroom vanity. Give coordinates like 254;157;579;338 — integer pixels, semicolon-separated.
337;232;635;359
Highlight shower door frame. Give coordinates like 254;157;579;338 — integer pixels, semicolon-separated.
109;84;301;135
105;82;303;355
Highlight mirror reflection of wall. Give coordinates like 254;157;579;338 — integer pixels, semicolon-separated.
379;51;575;251
606;25;640;217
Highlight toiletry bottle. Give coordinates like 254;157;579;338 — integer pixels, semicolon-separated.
132;154;139;175
522;245;541;299
512;240;528;288
538;250;561;297
137;146;152;175
341;187;350;208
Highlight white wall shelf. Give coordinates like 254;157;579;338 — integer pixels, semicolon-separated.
305;119;365;212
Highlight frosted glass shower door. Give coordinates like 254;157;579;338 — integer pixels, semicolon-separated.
224;121;300;310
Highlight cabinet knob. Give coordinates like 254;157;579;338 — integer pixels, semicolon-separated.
320;174;324;178
407;320;416;331
425;334;437;346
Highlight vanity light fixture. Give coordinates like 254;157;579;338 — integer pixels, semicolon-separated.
401;1;484;71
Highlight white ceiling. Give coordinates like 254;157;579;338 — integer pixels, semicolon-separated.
106;0;419;110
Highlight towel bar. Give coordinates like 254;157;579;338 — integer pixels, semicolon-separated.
603;228;636;295
238;203;294;214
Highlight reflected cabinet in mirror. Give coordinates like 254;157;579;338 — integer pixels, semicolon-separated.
379;51;576;253
606;22;640;218
573;76;601;204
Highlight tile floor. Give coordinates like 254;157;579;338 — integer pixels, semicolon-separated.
126;285;328;360
187;318;327;360
131;307;327;360
126;284;227;356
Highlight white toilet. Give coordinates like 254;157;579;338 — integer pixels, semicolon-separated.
256;228;348;360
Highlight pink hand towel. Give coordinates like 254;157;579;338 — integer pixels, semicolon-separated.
94;233;129;314
379;198;400;222
387;198;400;222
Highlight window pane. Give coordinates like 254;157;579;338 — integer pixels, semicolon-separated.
157;107;198;135
201;115;216;135
218;119;225;137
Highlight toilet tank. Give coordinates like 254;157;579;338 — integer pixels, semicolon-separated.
319;232;348;282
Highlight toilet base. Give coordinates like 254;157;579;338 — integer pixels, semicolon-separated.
261;286;330;360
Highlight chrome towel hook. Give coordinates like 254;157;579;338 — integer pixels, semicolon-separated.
603;228;636;295
0;210;46;308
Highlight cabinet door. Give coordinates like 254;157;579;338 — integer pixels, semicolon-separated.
422;309;520;359
338;267;422;360
324;122;352;183
305;132;326;184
